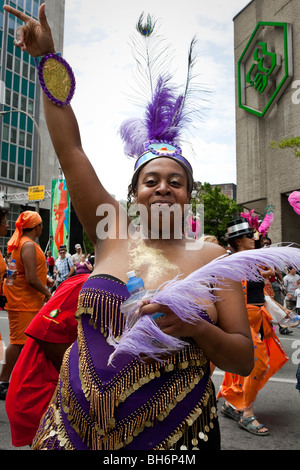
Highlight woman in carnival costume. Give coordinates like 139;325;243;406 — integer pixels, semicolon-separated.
4;4;300;450
217;217;289;436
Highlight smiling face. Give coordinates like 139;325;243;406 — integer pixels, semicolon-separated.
134;158;191;238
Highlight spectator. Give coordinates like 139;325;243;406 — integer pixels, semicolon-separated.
75;253;93;274
58;244;71;259
71;243;82;265
46;250;55;277
283;267;300;310
54;247;74;287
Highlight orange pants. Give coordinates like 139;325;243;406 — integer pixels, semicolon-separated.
217;304;288;410
8;310;37;345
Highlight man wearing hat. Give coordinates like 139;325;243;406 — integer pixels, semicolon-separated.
218;217;289;436
226;217;255;252
71;243;83;265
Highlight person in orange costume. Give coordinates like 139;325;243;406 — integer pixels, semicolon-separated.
217;218;289;436
0;211;50;399
5;273;88;447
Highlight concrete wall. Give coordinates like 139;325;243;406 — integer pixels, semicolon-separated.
234;0;300;244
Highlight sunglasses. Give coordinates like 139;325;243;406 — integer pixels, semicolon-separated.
244;233;254;239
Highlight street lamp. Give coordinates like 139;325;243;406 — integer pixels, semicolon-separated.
0;108;41;210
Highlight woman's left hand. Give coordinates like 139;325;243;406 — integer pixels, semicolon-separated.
136;300;197;338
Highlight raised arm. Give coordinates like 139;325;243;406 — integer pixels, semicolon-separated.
3;4;121;246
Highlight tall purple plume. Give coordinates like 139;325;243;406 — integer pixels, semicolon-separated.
119;14;202;159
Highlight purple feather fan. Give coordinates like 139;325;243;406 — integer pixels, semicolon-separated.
108;315;188;366
107;246;300;365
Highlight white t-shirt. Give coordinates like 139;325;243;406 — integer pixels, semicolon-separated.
295;287;300;308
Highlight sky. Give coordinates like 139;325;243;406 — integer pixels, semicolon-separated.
63;0;251;200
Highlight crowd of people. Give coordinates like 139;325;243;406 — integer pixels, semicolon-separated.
0;3;299;451
46;243;94;290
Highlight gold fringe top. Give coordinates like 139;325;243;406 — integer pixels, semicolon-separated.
32;276;217;450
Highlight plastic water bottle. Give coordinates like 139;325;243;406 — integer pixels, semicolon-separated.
125;271;146;297
121;271;164;326
282;310;300;327
6;259;17;286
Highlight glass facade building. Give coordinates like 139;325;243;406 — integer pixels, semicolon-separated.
0;0;65;253
0;0;41;188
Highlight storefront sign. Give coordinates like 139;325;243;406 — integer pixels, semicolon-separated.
238;22;293;117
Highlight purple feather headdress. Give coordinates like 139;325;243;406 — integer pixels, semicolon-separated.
108;245;300;365
119;13;205;188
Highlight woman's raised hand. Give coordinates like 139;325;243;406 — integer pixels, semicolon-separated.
3;3;55;57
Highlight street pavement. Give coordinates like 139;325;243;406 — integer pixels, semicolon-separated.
0;309;299;452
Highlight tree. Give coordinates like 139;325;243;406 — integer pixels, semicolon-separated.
193;183;242;244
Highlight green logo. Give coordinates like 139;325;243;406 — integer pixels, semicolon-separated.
238;22;293;117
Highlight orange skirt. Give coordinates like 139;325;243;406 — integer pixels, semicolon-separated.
217;304;288;410
8;310;37;345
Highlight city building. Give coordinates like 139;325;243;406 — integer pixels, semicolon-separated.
234;0;300;244
211;183;237;200
0;0;65;253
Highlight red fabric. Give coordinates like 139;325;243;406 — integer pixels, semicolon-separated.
5;274;88;447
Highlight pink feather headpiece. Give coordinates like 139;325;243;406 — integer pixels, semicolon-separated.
240;207;274;238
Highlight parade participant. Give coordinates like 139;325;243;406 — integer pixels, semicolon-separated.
3;4;259;450
0;208;9;285
0;208;9;399
5;274;88;447
0;210;50;399
217;218;289;436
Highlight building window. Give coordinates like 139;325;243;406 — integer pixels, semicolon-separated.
1;161;8;179
12;92;18;108
22;62;28;79
5;88;11;106
14;57;21;75
10;127;17;144
2;125;9;142
8;18;16;36
29;65;35;82
26;133;32;149
28;99;34;115
19;130;25;147
9;163;15;180
25;167;31;184
6;53;13;70
17;165;24;182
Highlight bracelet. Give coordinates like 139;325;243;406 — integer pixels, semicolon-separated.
34;52;76;106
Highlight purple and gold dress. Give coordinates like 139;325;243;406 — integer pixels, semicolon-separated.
32;275;219;450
